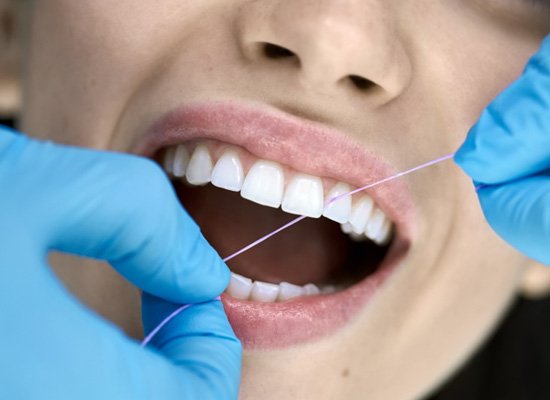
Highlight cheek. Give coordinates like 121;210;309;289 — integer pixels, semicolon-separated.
20;1;209;147
398;0;543;150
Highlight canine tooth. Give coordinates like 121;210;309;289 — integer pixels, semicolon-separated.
349;231;367;242
227;273;253;300
277;282;304;301
303;283;321;296
250;281;280;302
349;196;374;234
282;174;324;218
241;160;284;208
173;145;190;178
373;219;393;246
365;208;387;241
323;183;352;223
211;149;244;192
163;146;176;175
185;144;212;185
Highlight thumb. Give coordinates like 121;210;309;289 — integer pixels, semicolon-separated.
141;294;242;400
7;132;229;303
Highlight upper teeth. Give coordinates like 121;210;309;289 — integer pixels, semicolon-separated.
162;142;394;245
241;160;284;208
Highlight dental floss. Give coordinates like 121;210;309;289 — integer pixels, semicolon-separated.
140;152;456;347
141;296;221;347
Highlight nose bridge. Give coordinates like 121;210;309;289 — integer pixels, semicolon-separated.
237;0;411;97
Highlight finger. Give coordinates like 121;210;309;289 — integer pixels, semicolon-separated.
477;174;550;265
454;35;550;184
0;125;20;155
2;261;238;399
17;136;229;303
141;293;242;400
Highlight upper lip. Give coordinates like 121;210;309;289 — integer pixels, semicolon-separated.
132;100;415;239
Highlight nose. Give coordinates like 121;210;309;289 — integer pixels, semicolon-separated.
236;0;412;101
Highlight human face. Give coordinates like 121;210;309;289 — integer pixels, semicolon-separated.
18;1;550;399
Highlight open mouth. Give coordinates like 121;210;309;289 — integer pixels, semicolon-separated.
162;140;394;299
136;101;413;349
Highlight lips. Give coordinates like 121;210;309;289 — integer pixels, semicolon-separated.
133;100;414;349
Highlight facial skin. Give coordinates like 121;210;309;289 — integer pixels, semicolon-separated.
3;1;550;398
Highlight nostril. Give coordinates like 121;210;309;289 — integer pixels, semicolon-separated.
262;43;296;59
348;75;376;92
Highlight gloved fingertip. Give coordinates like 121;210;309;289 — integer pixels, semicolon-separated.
453;126;480;172
0;124;19;135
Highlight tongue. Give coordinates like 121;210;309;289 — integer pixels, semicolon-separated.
176;183;350;285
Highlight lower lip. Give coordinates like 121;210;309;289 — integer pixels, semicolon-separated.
221;239;409;350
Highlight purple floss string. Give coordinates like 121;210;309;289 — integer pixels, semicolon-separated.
140;152;456;348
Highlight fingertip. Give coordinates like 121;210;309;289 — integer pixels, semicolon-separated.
454;125;489;182
172;236;231;303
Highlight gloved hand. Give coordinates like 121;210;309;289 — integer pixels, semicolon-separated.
0;127;241;399
455;35;550;265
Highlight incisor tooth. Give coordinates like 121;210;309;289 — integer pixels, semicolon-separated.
241;160;284;208
211;149;244;192
323;182;352;223
173;145;190;178
227;273;253;300
282;174;324;218
185;145;212;185
250;281;280;302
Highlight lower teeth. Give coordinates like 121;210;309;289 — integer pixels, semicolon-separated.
225;272;338;302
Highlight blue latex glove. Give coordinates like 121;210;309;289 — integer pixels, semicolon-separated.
0;127;241;399
455;35;550;265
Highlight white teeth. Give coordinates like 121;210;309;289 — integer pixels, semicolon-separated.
342;205;393;244
227;273;253;300
341;222;353;234
163;142;395;246
225;274;329;302
163;146;176;175
173;145;191;178
323;183;352;223
365;208;386;241
373;219;392;246
250;281;280;302
349;196;374;234
282;174;324;218
241;160;284;208
303;283;321;296
185;145;212;185
277;282;304;301
211;149;244;192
